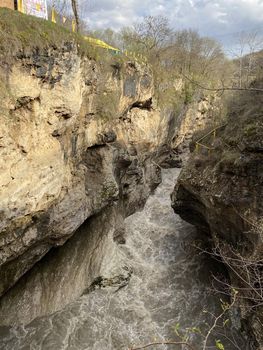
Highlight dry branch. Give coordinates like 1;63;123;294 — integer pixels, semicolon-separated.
181;72;263;93
129;341;196;350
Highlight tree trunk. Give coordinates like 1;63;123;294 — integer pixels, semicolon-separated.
71;0;80;32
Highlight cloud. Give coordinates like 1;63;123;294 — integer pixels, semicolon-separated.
84;0;263;46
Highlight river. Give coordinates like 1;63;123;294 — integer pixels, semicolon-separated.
0;168;246;350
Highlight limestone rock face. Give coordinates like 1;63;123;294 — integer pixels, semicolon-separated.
171;91;263;348
0;45;169;297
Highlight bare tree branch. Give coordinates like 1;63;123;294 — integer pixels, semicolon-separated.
71;0;80;31
129;341;197;350
181;72;263;93
202;291;237;350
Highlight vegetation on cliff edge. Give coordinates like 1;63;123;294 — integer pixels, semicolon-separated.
0;8;98;59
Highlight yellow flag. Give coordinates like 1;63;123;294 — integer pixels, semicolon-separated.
18;0;24;13
72;20;76;32
36;3;41;11
62;16;67;24
51;7;56;23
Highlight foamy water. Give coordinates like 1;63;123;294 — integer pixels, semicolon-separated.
0;169;246;350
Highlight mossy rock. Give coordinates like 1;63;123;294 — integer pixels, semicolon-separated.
95;90;121;121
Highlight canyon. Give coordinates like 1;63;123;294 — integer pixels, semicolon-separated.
0;8;262;350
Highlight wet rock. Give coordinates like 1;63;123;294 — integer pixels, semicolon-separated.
85;266;133;294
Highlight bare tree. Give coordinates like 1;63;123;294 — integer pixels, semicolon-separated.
48;0;70;16
229;31;263;88
121;15;171;56
71;0;80;32
53;0;87;32
134;15;171;51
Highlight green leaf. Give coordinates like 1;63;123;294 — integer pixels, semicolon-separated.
232;288;238;295
191;327;201;334
220;300;230;311
223;319;230;327
216;339;225;350
174;323;180;337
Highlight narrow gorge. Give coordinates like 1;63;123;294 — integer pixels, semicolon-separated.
0;8;262;350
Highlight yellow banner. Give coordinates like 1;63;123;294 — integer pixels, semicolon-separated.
72;19;76;32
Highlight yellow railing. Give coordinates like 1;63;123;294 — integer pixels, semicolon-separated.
195;124;227;152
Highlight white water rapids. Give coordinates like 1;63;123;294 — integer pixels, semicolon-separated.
0;169;246;350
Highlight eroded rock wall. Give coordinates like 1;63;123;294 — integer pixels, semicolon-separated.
0;33;223;324
171;90;263;348
0;44;168;299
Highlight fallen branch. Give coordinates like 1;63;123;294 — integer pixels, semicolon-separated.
129;341;196;350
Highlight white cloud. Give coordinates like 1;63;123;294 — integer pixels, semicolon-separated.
84;0;263;46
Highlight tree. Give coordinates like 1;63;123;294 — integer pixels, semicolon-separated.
90;28;121;47
48;0;88;32
48;0;70;16
229;31;263;88
120;15;171;57
71;0;80;32
120;19;231;106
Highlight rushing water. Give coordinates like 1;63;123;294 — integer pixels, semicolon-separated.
0;169;246;350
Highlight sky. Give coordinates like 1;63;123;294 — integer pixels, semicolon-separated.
85;0;263;48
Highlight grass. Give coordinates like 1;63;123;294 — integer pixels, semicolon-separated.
0;8;134;65
0;8;141;120
0;8;99;59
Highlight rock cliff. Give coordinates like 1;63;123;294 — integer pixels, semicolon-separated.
0;9;220;325
0;39;170;299
172;88;263;348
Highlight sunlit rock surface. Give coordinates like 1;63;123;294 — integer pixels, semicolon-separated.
0;46;169;296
